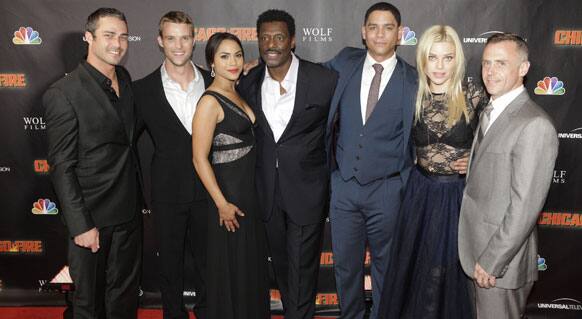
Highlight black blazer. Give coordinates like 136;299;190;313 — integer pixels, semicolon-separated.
44;63;140;237
238;59;337;225
133;65;212;204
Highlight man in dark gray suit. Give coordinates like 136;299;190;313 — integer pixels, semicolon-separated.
44;8;141;319
458;33;559;319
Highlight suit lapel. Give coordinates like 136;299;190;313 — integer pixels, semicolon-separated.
328;54;366;129
154;68;192;137
252;65;275;140
278;60;308;143
472;91;529;164
78;65;126;137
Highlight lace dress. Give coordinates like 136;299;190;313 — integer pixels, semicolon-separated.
379;82;487;319
203;91;270;319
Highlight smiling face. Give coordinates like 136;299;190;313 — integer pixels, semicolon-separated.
158;22;194;67
425;41;456;93
212;39;244;81
85;16;128;69
361;10;402;62
258;21;295;72
481;40;530;99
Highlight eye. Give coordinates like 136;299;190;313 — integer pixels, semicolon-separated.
275;35;284;41
119;35;129;41
444;56;453;62
103;33;113;39
220;54;229;59
481;61;490;67
368;25;376;31
260;35;269;41
428;55;437;61
236;53;243;58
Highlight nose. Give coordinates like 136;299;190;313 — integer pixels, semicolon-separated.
436;59;444;69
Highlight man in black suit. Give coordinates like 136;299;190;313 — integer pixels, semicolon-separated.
133;11;211;319
238;9;337;319
44;8;141;319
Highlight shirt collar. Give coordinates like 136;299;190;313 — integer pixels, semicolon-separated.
264;52;299;88
82;60;113;89
160;60;200;85
490;85;525;110
364;51;397;71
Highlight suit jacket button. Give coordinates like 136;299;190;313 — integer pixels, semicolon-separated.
353;167;358;171
358;144;363;148
356;156;360;160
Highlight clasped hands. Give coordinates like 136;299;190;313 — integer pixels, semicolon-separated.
474;262;496;289
217;202;245;232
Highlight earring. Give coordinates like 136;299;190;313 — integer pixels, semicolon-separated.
211;66;215;77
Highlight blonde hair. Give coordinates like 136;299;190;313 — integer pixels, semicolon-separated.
415;25;467;126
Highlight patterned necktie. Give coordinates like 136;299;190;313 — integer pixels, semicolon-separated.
365;63;384;121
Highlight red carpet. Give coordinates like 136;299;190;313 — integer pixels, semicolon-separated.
0;307;334;318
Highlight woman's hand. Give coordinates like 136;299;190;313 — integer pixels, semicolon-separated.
452;156;469;174
217;201;245;232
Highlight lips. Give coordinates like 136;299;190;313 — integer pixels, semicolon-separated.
227;68;239;74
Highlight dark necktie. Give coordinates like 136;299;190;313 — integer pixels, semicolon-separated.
365;63;384;121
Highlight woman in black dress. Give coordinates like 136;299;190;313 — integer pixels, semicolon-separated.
379;25;487;319
192;32;269;319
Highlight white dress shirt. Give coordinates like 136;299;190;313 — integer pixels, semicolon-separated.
261;53;300;142
160;61;206;135
360;52;398;124
485;85;525;134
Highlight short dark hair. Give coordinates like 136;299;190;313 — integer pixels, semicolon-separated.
486;33;529;61
158;11;194;37
86;8;127;35
364;2;401;26
256;9;295;38
205;32;244;69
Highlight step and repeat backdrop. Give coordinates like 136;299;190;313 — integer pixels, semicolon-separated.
1;0;581;317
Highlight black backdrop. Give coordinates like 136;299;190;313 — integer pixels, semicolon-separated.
1;0;581;317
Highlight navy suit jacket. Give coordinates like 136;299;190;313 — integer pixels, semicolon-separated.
324;47;417;186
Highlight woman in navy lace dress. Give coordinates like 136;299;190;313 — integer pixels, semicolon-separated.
379;25;487;319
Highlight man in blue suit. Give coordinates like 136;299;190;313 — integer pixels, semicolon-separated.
324;2;417;318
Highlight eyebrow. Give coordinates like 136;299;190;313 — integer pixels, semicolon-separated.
218;50;243;54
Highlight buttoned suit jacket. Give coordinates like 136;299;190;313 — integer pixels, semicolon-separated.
44;63;140;237
133;65;212;203
459;91;559;289
237;59;338;225
324;47;417;186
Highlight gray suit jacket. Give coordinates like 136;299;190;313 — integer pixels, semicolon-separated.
458;90;558;289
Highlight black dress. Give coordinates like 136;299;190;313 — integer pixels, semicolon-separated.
203;91;270;319
378;82;487;319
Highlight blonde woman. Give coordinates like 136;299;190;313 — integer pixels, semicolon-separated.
379;25;487;319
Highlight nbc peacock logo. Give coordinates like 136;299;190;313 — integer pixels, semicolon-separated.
31;198;58;215
400;27;417;46
537;255;548;271
13;26;42;45
534;76;565;95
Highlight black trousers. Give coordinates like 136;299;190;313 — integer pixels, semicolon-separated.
68;212;142;319
153;199;208;319
266;181;325;319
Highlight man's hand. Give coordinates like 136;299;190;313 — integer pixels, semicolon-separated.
74;227;100;253
474;262;496;288
242;59;260;75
